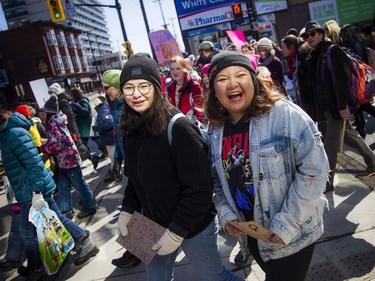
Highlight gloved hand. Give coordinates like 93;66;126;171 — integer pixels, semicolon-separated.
117;211;132;237
152;229;184;256
92;125;99;132
32;192;47;210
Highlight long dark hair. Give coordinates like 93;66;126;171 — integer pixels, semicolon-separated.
205;71;284;127
120;85;173;136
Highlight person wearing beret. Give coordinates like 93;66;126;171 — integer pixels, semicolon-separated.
205;45;329;280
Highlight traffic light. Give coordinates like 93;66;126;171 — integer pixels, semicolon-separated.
122;41;134;57
47;0;66;22
231;3;244;25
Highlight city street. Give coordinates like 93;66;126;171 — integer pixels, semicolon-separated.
0;111;375;281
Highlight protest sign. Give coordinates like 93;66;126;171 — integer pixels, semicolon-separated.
116;212;166;264
229;220;272;241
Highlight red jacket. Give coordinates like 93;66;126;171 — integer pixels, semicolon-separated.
168;74;204;122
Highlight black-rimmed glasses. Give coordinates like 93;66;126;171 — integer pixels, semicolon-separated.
122;83;153;96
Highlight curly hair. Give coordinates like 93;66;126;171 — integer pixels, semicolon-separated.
120;86;173;136
204;71;284;126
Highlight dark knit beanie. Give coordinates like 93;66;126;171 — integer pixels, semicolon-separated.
120;53;162;91
15;104;30;118
208;43;256;87
42;95;59;114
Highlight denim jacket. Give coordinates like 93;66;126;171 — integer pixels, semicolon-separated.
210;99;329;262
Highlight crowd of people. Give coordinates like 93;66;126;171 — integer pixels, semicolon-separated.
0;19;374;281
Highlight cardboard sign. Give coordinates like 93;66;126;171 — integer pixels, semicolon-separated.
229;220;272;241
116;212;166;264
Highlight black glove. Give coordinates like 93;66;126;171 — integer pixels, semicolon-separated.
92;125;99;132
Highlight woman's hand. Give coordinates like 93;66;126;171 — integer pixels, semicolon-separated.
268;233;284;245
224;220;244;237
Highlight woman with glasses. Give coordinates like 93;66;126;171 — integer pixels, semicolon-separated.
117;53;244;281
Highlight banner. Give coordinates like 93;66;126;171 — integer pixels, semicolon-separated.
226;30;246;49
148;29;182;63
308;0;339;26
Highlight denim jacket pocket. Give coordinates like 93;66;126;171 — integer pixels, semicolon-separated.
259;147;287;180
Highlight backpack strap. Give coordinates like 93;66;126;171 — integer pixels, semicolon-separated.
322;44;335;82
167;113;185;145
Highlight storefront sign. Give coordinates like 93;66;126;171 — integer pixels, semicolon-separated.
308;0;339;26
254;0;288;15
176;1;247;31
149;29;182;63
336;0;374;25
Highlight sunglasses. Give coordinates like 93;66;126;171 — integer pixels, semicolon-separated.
103;85;112;91
303;31;316;40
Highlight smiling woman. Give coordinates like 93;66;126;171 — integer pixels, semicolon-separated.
117;52;244;281
205;46;330;281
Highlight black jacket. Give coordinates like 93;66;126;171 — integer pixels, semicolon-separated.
298;40;351;121
121;110;215;238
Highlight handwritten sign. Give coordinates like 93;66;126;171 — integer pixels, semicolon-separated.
116;212;166;264
149;29;182;63
229;220;272;241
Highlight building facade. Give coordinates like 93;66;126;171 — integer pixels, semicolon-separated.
0;0;116;107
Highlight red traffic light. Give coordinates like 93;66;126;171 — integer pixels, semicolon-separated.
231;3;244;24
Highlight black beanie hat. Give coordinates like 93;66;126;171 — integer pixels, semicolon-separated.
120;53;162;91
208;43;256;88
42;95;59;114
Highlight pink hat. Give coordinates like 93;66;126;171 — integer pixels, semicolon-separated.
200;63;210;76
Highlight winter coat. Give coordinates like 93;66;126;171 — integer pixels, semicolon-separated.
57;93;91;161
95;102;115;146
111;97;124;159
0;113;56;203
168;74;204;122
258;55;286;93
121;109;215;238
298;41;351;121
43;113;82;169
71;97;92;138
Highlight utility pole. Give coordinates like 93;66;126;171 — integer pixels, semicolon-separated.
140;0;158;61
168;17;177;40
245;0;258;39
153;0;167;29
75;0;127;42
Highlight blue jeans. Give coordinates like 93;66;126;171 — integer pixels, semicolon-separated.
20;197;85;267
146;217;244;281
58;166;96;212
5;211;26;262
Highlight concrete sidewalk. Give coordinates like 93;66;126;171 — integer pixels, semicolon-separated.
1;146;375;281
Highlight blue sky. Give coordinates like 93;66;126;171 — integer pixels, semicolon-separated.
0;4;8;31
105;0;184;55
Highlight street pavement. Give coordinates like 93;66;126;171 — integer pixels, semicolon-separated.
1;118;375;281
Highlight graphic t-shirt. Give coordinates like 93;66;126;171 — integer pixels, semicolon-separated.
222;121;254;221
